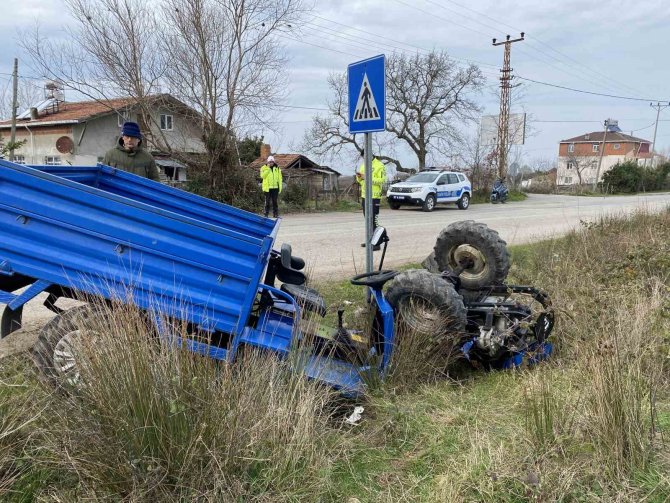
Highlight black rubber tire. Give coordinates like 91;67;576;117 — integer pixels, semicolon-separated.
389;201;401;210
422;194;436;212
385;269;466;354
433;221;510;290
31;305;94;387
457;193;470;210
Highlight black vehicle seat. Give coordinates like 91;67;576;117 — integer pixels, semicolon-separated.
280;283;327;317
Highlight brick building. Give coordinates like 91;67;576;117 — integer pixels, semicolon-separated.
556;123;652;186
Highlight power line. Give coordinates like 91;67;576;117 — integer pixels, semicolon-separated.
392;0;642;98
310;13;500;70
516;76;670;102
437;0;650;98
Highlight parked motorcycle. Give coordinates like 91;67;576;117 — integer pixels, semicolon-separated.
490;177;509;204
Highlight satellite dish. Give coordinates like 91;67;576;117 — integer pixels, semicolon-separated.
56;136;74;154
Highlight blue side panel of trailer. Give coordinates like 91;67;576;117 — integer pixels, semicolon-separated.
0;160;279;336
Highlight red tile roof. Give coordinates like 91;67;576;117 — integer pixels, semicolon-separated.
0;97;137;128
560;131;650;144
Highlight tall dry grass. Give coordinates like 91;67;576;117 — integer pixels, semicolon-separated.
34;300;341;501
516;210;669;485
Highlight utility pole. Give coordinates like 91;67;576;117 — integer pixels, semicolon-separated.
593;119;613;192
492;32;524;180
9;58;18;161
650;102;670;166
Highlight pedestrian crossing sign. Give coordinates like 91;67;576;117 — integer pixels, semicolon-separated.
348;54;385;134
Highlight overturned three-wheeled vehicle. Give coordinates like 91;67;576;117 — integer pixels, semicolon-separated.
0;160;553;395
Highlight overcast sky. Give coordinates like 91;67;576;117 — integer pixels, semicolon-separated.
2;0;669;174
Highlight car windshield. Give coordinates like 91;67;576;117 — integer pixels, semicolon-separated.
405;172;439;183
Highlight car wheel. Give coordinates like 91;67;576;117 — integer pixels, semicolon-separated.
389;201;401;210
422;194;436;212
457;193;470;210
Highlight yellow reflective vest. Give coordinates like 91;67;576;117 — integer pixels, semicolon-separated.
357;157;386;199
260;164;283;193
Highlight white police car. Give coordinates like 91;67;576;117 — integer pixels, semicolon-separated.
386;169;472;211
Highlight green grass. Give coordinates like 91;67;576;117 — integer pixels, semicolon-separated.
1;209;669;501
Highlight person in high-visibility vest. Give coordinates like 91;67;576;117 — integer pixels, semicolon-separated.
260;155;283;218
356;152;386;249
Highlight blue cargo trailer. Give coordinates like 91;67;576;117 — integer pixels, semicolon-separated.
0;160;396;394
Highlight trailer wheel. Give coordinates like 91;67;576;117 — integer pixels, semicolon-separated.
31;306;95;388
386;269;466;357
434;221;510;290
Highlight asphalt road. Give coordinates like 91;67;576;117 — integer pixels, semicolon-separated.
1;192;669;360
276;192;670;281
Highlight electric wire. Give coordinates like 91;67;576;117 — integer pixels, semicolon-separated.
437;0;651;98
516;76;670;103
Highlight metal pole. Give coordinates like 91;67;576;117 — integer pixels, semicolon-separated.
364;133;373;278
492;33;524;180
650;102;669;166
9;58;18;161
592;120;609;192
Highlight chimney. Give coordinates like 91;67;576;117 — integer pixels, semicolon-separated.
260;143;272;161
30;107;38;120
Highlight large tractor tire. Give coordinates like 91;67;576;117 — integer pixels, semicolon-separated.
385;269;466;357
433;220;510;290
31;305;95;388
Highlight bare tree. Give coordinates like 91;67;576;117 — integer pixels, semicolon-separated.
22;0;170;150
460;134;496;192
163;0;303;183
386;51;483;170
301;72;403;171
0;78;43;121
566;154;596;188
303;50;484;172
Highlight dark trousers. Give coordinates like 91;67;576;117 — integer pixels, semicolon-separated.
264;189;279;218
361;198;380;229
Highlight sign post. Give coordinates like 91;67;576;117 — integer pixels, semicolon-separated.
348;54;386;280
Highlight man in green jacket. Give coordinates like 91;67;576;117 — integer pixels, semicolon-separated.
260;155;282;218
356;153;386;249
102;121;160;181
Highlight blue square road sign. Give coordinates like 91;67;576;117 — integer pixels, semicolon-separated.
348;54;386;134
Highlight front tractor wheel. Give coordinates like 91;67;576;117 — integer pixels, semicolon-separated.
385;269;466;359
433;220;510;290
422;194;436;212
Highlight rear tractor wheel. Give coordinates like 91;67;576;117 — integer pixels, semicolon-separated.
433;220;510;290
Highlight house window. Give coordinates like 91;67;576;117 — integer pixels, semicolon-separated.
160;114;173;131
613;143;620;150
117;111;129;127
568;143;575;153
567;161;574;169
323;175;331;191
12;155;25;164
44;156;61;166
592;144;599;153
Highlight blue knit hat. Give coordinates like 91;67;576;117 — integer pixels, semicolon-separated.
121;121;142;138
